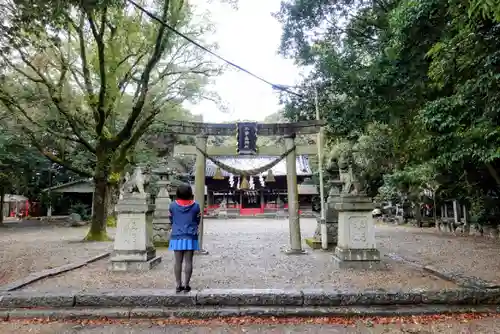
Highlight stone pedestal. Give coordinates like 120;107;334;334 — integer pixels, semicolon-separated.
333;195;381;269
110;194;162;271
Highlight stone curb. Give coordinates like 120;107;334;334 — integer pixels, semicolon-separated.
385;253;500;290
1;288;500;309
423;266;500;290
0;252;111;292
1;305;499;320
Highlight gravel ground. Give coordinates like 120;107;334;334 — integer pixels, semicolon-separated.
379;224;500;284
0;222;113;286
2;318;500;333
20;219;454;292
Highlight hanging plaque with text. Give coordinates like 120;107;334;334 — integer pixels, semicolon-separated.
236;122;258;155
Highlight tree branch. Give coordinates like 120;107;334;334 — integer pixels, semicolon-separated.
54;45;69;96
4;47;96;154
39;147;93;177
85;8;108;135
72;14;99;121
117;51;148;94
0;55;44;83
372;0;390;13
17;51;52;84
116;52;142;69
112;0;172;148
69;66;87;93
114;109;161;168
0;93;85;145
13;120;93;177
149;63;217;88
485;162;500;186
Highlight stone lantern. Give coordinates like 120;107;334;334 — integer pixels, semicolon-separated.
151;166;173;247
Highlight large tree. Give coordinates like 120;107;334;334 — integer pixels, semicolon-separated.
0;0;223;239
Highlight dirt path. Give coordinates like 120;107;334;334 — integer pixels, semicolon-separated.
19;219;454;291
378;223;500;284
0;223;113;286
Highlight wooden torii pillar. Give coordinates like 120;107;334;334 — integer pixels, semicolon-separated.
170;120;325;255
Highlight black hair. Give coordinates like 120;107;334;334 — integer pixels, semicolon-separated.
176;183;194;200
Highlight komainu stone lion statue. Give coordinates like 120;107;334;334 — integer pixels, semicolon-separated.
326;141;366;196
121;167;148;196
338;160;364;195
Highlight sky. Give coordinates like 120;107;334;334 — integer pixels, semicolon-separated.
186;0;304;123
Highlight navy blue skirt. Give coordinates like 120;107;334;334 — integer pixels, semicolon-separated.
169;239;200;251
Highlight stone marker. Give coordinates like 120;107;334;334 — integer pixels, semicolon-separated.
152;167;172;247
110;167;162;271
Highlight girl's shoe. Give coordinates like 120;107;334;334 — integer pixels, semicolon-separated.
184;285;191;293
175;286;184;293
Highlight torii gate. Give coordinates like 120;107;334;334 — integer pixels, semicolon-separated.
170;120;325;255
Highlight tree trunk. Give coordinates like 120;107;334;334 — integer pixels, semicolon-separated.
84;151;112;241
106;182;120;227
414;202;422;227
0;185;5;225
433;196;437;225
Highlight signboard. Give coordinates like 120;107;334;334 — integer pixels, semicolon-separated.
236;122;258;155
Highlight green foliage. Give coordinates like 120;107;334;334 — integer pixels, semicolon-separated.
468;0;500;22
0;127;26;189
69;202;91;221
277;0;500;224
0;117;72;206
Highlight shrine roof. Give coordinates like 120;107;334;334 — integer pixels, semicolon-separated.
203;155;313;177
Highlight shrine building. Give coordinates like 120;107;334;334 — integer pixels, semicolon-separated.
199;155;319;216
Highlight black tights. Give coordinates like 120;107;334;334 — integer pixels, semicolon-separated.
174;250;194;287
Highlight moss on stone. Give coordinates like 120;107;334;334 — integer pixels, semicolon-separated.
305;238;322;249
83;229;112;242
106;216;117;227
108;172;121;183
305;238;336;250
153;241;170;248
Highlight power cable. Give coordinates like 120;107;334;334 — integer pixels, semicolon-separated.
127;0;306;100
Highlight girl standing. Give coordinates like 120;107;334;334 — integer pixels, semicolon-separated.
168;183;201;293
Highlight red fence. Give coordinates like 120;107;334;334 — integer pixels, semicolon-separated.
205;203;299;216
